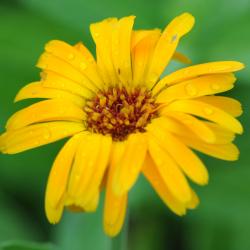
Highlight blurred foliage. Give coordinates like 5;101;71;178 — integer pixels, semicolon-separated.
0;0;250;249
0;241;57;250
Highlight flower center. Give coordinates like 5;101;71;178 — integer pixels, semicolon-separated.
84;86;158;141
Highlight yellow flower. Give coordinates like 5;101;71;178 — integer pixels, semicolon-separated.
0;13;244;236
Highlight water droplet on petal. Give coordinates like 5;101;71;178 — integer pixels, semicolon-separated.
59;107;66;115
94;32;100;38
185;83;198;96
211;83;220;90
43;132;51;140
67;53;75;60
80;62;87;70
171;34;178;43
35;139;41;146
203;107;214;115
29;130;34;136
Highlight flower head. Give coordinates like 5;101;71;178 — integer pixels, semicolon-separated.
0;13;244;236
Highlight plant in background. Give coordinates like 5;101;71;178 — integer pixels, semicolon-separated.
0;12;244;237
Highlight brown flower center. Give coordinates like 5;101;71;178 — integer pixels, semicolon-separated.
84;86;158;141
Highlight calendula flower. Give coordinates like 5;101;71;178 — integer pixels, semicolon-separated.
0;12;244;236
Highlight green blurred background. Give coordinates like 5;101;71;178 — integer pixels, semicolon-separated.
0;0;250;249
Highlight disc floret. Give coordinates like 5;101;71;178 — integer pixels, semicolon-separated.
84;86;158;141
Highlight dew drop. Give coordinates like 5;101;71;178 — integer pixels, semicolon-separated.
94;32;100;38
60;83;65;88
43;131;51;140
185;83;198;96
80;62;87;70
28;130;34;136
171;34;178;43
211;83;220;90
40;72;47;80
67;53;75;60
35;139;41;146
203;107;214;115
59;107;66;115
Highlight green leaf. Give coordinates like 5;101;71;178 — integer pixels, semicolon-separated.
0;240;58;250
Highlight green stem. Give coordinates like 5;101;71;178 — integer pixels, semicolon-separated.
111;213;129;250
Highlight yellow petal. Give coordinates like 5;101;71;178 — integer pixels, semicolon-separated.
67;133;102;201
42;70;93;99
45;133;82;223
195;96;243;117
186;189;199;209
204;122;235;144
112;16;135;85
83;191;100;212
6;99;86;130
145;13;195;87
171;51;192;64
148;134;191;203
155;116;235;145
65;190;100;213
78;135;112;207
132;31;160;86
45;199;64;224
90;18;118;85
180;135;239;161
156;73;236;103
14;82;85;107
166;99;243;134
131;29;161;49
45;40;103;89
142;154;186;215
0;122;84;154
104;192;127;237
113;133;147;195
148;120;208;185
74;42;96;62
153;61;244;95
37;52;96;92
160;112;216;143
104;142;128;237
